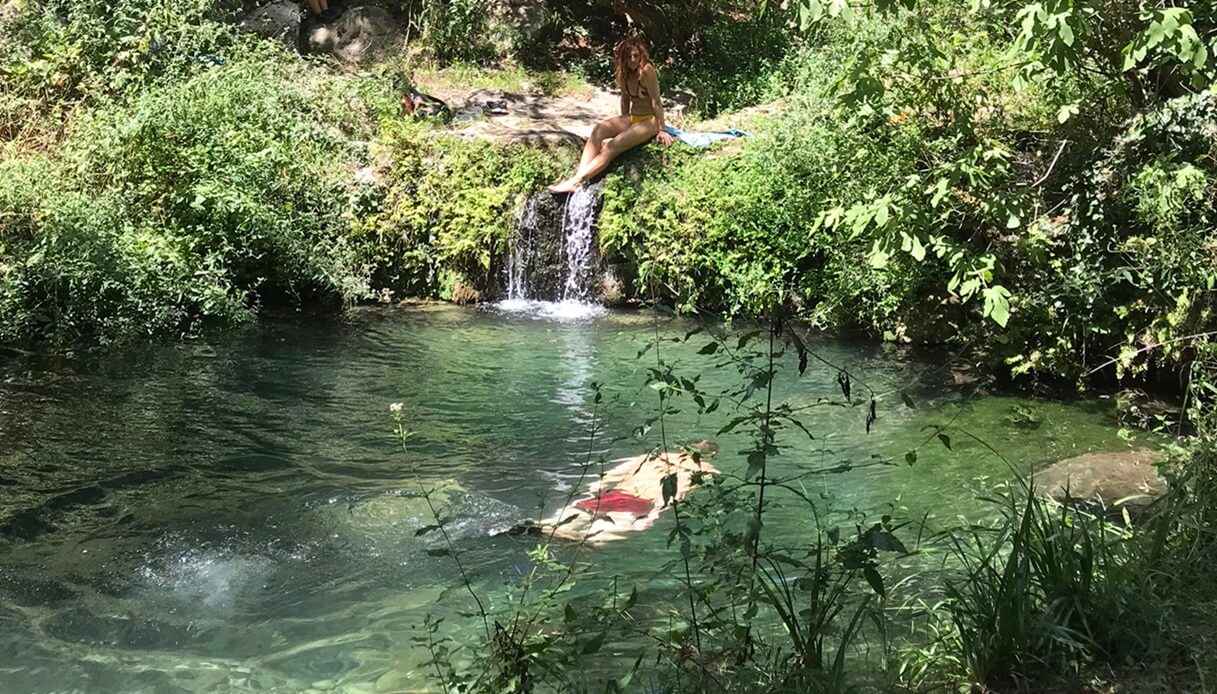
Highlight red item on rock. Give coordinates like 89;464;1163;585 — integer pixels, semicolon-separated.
574;490;654;517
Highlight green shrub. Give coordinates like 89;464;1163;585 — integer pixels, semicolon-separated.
364;122;575;296
600;67;925;325
1;0;242;133
0;55;398;344
1000;91;1217;381
419;0;500;65
0;156;220;343
664;9;795;117
940;482;1149;685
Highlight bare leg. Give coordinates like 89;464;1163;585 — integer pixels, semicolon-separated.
551;116;630;193
571;120;658;184
577;134;601;173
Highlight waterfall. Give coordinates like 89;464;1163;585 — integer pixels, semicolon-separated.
498;184;606;319
504;194;543;301
559;182;601;302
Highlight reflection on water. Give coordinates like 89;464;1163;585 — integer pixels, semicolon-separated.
0;306;1140;692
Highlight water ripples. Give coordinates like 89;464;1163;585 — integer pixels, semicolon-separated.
0;306;1134;693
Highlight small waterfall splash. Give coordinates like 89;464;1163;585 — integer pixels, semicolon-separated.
497;183;606;320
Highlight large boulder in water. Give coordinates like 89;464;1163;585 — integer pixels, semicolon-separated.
1034;449;1166;509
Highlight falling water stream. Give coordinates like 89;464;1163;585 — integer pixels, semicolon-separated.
500;185;606;320
558;184;601;302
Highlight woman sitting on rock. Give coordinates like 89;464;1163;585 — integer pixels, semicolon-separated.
549;36;673;193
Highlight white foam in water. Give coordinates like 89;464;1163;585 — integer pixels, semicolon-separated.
494;298;606;321
140;546;272;609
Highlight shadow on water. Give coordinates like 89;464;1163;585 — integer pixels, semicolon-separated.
0;305;1148;692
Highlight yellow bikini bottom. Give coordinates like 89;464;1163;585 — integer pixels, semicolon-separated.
629;114;656;124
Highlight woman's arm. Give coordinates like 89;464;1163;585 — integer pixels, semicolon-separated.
619;79;630;116
643;66;673;145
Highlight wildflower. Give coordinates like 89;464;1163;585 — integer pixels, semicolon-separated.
389;402;404;413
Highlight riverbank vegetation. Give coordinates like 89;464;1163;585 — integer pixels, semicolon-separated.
5;2;1217;688
3;0;1213;389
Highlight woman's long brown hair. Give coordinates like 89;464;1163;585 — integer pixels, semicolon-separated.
613;36;651;91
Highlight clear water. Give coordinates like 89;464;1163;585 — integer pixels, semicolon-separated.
0;306;1142;693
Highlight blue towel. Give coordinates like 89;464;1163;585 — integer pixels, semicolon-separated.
663;125;749;148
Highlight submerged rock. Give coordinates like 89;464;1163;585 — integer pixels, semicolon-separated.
345;481;468;532
1035;449;1166;509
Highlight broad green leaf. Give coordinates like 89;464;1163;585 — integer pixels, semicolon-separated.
983;284;1012;327
874;199;890;228
1057;19;1074;47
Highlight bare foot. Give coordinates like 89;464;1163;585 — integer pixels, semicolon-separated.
548;178;580;194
